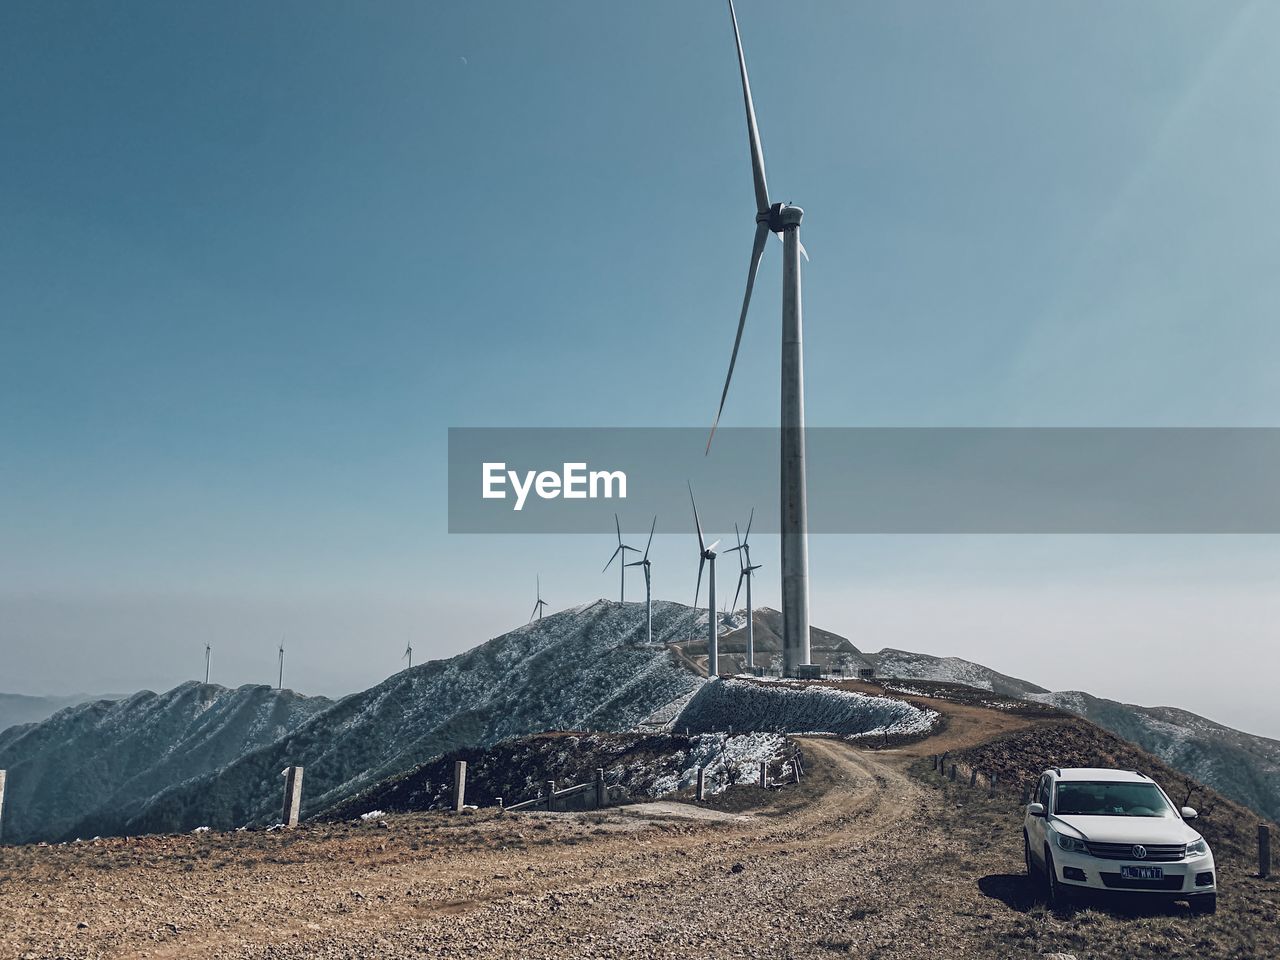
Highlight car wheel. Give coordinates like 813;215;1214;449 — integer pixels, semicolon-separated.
1043;847;1065;908
1190;893;1217;915
1024;832;1035;877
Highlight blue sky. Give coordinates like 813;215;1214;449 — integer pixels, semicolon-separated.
3;2;1279;736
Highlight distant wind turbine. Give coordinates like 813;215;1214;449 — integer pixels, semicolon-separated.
530;575;548;622
707;0;812;677
602;514;640;603
689;483;722;678
727;509;762;670
277;641;284;691
204;643;211;685
625;516;658;644
403;640;413;670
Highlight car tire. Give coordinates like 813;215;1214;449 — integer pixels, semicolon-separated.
1024;832;1035;877
1043;847;1066;909
1190;893;1217;915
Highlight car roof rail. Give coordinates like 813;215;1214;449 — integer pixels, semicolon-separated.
1053;766;1061;776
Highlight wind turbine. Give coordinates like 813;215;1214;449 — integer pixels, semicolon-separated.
728;509;762;670
204;644;211;685
277;641;284;691
529;575;548;623
625;515;658;644
602;514;640;603
689;484;722;677
707;0;812;677
403;640;413;670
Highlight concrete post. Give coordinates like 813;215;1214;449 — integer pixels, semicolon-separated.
696;767;706;802
452;760;467;812
595;768;606;809
792;761;801;785
1261;824;1272;878
282;766;303;828
969;769;978;788
544;780;556;812
939;752;949;776
495;797;503;812
759;761;768;788
989;773;997;798
949;764;957;782
0;769;6;842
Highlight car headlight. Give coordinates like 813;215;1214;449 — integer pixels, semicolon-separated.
1186;838;1208;857
1055;833;1087;854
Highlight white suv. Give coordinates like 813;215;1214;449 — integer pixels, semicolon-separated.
1024;767;1217;913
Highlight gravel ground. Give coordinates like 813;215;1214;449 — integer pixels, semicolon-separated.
2;732;1275;959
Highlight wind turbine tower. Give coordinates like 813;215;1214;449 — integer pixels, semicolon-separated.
603;514;640;603
708;0;813;677
689;484;722;677
625;516;658;644
529;575;548;622
277;641;284;691
728;509;762;670
403;640;413;670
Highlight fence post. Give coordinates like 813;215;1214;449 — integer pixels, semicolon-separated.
0;769;6;842
1261;824;1272;878
969;769;978;788
949;764;957;782
544;780;556;811
931;754;938;771
452;760;467;812
495;796;503;812
988;773;997;798
939;752;949;776
696;767;707;802
595;768;606;809
759;761;768;788
282;766;303;828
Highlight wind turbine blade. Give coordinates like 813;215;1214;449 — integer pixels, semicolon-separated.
707;220;770;454
529;602;539;623
694;555;706;611
706;539;721;554
615;513;623;546
728;0;770;214
744;507;754;542
688;482;706;552
643;515;656;560
625;559;645;567
603;544;623;572
733;568;746;612
798;238;810;262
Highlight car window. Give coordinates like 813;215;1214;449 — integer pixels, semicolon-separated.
1038;775;1050;807
1054;781;1174;818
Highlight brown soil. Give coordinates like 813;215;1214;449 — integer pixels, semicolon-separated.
2;701;1276;960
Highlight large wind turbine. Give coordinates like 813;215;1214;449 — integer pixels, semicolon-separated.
689;484;722;677
602;514;640;603
708;0;812;677
728;509;762;670
625;515;658;644
529;575;548;622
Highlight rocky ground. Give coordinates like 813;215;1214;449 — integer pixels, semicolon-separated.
2;694;1277;959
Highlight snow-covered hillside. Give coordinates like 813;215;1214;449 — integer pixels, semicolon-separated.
674;678;938;739
0;683;332;845
121;601;704;836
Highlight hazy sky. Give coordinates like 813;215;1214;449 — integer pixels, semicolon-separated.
3;2;1279;738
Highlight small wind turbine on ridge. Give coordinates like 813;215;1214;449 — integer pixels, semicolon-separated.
277;641;285;691
625;516;658;644
403;640;413;670
603;514;640;603
204;643;211;685
689;483;721;678
727;508;762;670
530;575;548;623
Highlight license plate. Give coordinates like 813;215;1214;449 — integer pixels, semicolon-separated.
1121;865;1164;880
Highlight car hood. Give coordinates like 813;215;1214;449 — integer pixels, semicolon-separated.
1053;815;1198;845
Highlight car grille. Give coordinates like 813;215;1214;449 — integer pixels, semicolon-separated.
1085;842;1186;862
1100;872;1186;892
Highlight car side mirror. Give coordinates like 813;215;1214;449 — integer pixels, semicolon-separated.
1181;806;1198;820
1027;802;1046;818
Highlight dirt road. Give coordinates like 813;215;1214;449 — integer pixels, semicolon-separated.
3;737;1275;960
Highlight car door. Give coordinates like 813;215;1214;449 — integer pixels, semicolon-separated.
1028;774;1051;863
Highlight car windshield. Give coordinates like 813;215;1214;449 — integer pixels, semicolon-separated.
1055;781;1174;818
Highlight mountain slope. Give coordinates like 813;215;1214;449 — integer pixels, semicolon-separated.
0;683;332;844
0;693;120;735
1030;690;1280;824
118;600;703;837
